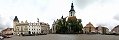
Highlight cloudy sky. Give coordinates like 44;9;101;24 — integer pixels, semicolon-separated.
0;0;119;31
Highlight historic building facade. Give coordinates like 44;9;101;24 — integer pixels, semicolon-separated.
13;16;50;35
40;22;50;34
83;22;95;33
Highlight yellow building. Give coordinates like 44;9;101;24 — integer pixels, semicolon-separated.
83;22;95;34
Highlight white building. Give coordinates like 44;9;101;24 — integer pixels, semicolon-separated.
95;25;109;34
13;16;49;35
111;25;119;34
51;20;57;33
28;22;41;35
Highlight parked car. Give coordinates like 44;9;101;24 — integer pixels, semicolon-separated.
6;35;11;38
0;36;4;40
2;35;11;38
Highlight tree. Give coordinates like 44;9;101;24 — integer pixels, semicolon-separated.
56;17;68;33
55;16;83;34
67;18;83;33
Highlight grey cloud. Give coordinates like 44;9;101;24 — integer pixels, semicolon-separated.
113;14;119;21
96;23;106;27
74;0;97;9
74;0;108;9
0;16;13;30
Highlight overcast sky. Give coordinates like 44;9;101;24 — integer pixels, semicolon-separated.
0;0;119;31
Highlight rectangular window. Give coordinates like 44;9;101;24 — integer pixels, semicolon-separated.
18;29;19;31
36;23;37;25
32;23;33;25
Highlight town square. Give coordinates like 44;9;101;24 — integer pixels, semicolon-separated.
3;34;119;40
0;0;119;40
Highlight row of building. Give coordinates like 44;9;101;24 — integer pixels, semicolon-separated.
83;22;109;34
2;22;119;35
13;16;50;35
51;21;109;34
83;23;119;34
0;16;50;36
1;22;119;35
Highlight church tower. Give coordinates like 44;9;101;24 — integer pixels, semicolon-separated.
13;16;19;34
13;16;19;22
69;3;75;16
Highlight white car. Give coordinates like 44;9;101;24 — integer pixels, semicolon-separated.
0;36;4;40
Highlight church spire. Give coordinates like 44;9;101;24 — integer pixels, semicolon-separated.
69;3;75;12
69;2;75;16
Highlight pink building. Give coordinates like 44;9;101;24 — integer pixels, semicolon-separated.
1;28;14;35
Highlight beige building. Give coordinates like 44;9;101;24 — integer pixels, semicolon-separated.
83;22;95;33
40;22;50;34
1;28;14;35
13;16;50;35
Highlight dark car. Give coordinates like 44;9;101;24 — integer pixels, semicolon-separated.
2;35;11;38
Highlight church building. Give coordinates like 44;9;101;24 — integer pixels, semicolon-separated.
52;3;83;34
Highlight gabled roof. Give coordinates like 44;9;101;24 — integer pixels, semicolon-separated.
84;22;95;28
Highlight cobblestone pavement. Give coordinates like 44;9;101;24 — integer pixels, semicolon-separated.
3;34;119;40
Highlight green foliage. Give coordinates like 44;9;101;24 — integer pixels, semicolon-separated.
56;17;83;34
